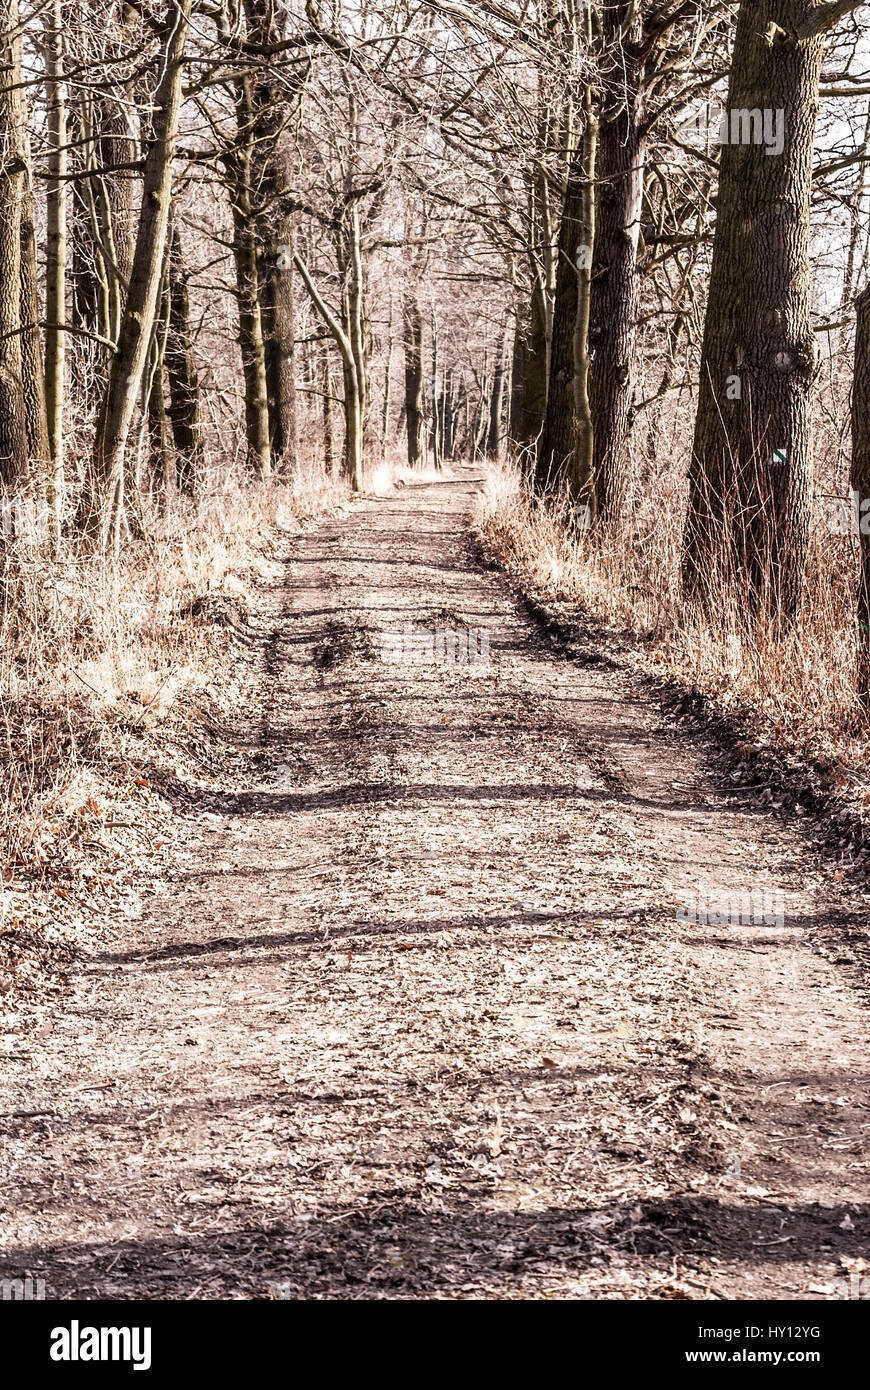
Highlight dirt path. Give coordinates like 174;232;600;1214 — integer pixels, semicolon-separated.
1;467;869;1300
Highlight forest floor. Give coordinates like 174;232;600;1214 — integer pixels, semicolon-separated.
1;465;869;1300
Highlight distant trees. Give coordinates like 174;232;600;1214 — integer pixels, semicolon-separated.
0;0;868;717
0;0;521;540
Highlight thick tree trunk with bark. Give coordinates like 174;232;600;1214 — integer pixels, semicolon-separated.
681;0;850;618
240;0;300;472
341;357;363;488
588;4;644;522
86;0;191;549
231;207;271;478
228;74;271;480
260;215;297;470
536;127;594;497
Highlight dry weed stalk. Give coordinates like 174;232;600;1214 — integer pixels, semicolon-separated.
475;460;869;773
0;463;343;858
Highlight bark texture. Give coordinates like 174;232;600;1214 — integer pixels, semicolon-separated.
588;3;645;522
243;0;300;473
536;139;590;496
227;71;271;479
682;0;829;617
87;0;192;547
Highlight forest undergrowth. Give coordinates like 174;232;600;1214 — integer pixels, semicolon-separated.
475;461;870;865
0;462;344;1027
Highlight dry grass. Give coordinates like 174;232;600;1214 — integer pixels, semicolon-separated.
474;460;870;779
0;459;344;1020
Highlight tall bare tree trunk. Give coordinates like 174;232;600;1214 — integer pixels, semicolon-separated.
341;357;363;488
0;0;29;486
682;0;856;618
570;71;598;513
840;101;870;344
69;96;104;362
69;66;131;396
323;345;335;478
339;201;367;461
144;262;171;499
294;252;363;489
442;369;456;460
86;0;191;549
536;125;595;496
381;295;394;457
261;215;297;471
19;171;50;474
487;329;507;461
228;73;271;479
232;208;271;478
241;0;300;474
43;0;67;534
514;38;562;451
512;280;549;450
403;295;424;469
165;223;203;495
588;2;645;523
430;305;442;469
91;4;138;350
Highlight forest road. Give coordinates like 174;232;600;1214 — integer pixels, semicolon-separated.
1;465;869;1300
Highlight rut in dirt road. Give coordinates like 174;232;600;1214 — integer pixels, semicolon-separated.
1;467;869;1300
